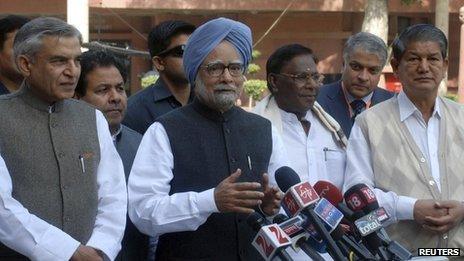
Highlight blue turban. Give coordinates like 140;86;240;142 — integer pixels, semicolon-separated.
183;17;252;85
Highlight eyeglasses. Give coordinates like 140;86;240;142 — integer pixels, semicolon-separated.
277;72;324;87
157;44;185;58
200;62;245;77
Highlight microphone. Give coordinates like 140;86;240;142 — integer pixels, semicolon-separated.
273;214;325;261
344;184;390;260
246;212;293;261
314;181;377;260
314;181;355;222
275;166;347;261
344;184;412;260
349;184;412;260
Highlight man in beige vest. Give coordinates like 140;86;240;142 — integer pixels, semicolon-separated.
344;24;464;255
0;17;127;260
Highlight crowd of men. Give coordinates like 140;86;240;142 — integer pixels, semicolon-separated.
0;13;462;261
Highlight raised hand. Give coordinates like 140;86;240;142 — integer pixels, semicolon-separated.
214;169;264;214
259;173;283;216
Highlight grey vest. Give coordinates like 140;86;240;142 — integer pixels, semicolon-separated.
156;99;273;260
357;96;464;255
0;85;99;258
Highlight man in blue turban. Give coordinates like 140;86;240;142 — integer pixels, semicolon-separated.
128;17;288;260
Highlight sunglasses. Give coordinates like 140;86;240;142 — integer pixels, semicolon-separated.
157;44;185;58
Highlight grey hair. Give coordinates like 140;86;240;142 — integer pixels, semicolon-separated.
343;32;388;67
392;24;447;61
13;17;82;62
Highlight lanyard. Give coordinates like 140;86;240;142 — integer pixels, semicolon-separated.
341;84;372;118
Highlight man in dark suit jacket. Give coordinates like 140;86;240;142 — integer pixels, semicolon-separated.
123;20;196;134
75;50;148;261
317;32;394;137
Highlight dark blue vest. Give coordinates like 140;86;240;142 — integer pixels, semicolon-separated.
156;99;273;260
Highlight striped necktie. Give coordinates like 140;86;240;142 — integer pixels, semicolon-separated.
350;99;366;122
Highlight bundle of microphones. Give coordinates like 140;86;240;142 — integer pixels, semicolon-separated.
247;166;413;261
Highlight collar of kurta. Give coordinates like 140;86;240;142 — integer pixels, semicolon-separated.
191;98;240;123
17;82;64;113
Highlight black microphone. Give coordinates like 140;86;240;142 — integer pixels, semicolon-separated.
344;184;412;260
246;212;293;261
352;184;412;260
273;214;325;261
314;181;378;259
344;184;390;260
275;166;347;261
313;181;377;260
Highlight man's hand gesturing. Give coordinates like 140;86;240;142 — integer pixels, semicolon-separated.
260;173;283;216
214;169;264;214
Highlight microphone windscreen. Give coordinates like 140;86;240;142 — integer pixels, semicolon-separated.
345;183;380;214
314;180;343;206
246;212;267;232
273;214;289;224
275;166;301;192
343;183;371;212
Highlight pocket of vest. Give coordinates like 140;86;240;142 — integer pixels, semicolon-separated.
78;151;96;175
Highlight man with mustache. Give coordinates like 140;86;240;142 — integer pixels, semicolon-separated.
128;17;287;260
344;24;464;255
75;50;148;261
0;17;126;260
254;44;347;190
317;32;394;137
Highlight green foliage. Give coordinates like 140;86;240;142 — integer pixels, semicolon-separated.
243;79;267;101
141;74;159;88
247;63;261;75
400;0;421;5
243;49;267;102
444;93;458;102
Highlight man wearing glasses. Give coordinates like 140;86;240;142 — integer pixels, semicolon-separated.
254;44;347;191
317;32;394;137
128;17;287;260
123;20;196;134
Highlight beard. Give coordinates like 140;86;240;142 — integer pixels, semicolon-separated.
195;77;239;112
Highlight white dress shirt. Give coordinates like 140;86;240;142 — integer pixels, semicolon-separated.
0;110;127;261
280;109;346;190
344;91;441;222
128;121;288;238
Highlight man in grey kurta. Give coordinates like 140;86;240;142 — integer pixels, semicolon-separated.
0;17;126;261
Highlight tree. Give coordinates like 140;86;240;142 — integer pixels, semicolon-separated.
361;0;452;95
435;0;449;96
361;0;388;44
243;50;267;107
